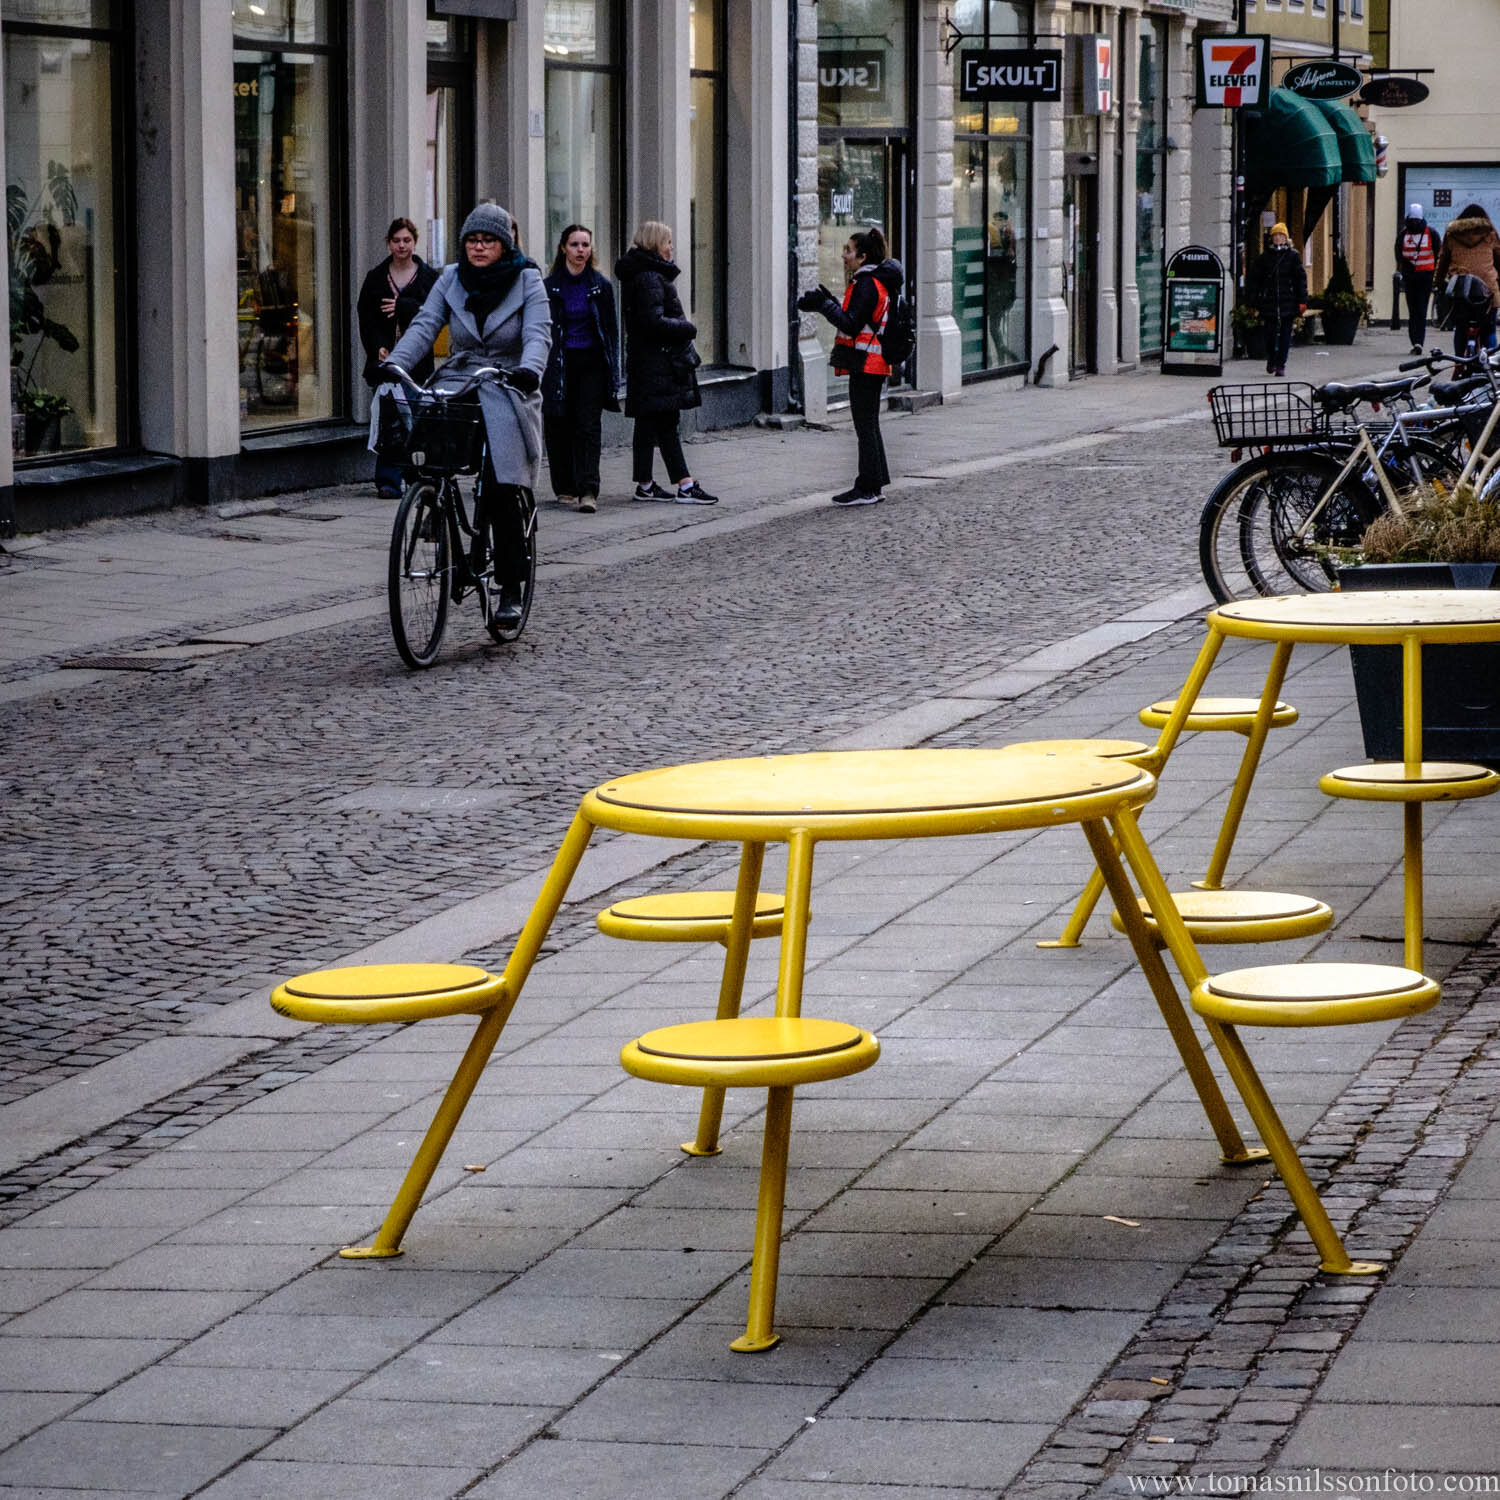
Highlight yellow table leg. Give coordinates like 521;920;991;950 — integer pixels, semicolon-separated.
1037;864;1107;949
732;1083;795;1352
1402;634;1426;974
1198;640;1293;891
1084;815;1264;1166
774;830;816;1020
1204;1018;1381;1275
341;811;597;1258
684;841;767;1157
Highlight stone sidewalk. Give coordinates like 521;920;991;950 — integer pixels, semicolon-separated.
5;328;1500;1497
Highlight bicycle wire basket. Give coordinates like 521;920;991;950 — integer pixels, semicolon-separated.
376;392;486;474
1207;382;1330;448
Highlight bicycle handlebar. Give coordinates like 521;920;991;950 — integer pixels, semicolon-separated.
377;362;510;401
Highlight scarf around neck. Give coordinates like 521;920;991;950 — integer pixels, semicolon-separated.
457;248;535;330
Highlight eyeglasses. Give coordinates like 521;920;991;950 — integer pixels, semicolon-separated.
465;234;502;246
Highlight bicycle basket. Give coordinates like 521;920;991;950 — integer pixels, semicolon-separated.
1208;383;1325;447
405;397;486;474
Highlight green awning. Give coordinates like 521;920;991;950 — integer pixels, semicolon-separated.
1243;87;1342;197
1310;96;1377;184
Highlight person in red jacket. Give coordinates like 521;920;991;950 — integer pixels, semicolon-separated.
798;226;905;507
1395;204;1441;354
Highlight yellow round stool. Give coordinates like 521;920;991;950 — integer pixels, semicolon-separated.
1110;889;1334;946
596;891;786;944
1319;762;1500;803
1190;961;1440;1276
1139;696;1299;734
621;1016;880;1353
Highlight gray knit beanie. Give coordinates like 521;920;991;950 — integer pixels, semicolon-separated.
460;203;515;248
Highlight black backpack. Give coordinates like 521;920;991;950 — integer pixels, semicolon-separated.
878;292;915;368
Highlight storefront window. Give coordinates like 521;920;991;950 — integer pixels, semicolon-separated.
232;8;341;430
426;17;473;271
1136;18;1168;355
545;0;620;266
689;0;724;364
951;0;1030;377
4;4;122;458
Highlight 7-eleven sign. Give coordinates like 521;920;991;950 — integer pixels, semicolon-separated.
1195;34;1269;109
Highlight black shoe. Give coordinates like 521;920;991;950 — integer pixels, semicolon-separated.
675;482;718;505
577;492;597;513
1411;344;1424;356
831;487;883;507
633;481;674;500
376;484;402;499
489;583;523;627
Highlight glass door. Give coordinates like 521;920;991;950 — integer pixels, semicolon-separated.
1065;172;1097;375
426;18;474;271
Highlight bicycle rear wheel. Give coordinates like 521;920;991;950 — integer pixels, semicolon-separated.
485;487;537;644
389;481;450;668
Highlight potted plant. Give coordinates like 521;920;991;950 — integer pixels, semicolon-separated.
1291;311;1314;346
1318;254;1370;346
15;385;69;453
1337;483;1500;765
1231;302;1269;362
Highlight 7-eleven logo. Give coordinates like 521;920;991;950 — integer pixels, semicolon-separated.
1201;36;1266;108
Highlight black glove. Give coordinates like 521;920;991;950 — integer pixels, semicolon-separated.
795;288;824;313
506;367;540;394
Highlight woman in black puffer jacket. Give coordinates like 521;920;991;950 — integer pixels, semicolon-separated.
615;222;717;505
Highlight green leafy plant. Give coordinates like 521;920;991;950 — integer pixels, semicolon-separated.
1355;482;1500;564
1320;253;1371;319
1231;302;1265;334
8;160;80;402
16;386;70;417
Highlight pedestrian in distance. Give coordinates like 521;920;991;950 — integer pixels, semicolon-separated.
1248;222;1306;380
386;202;551;630
1435;202;1500;357
542;224;622;515
615;221;717;505
1396;203;1441;355
357;217;439;497
797;225;904;506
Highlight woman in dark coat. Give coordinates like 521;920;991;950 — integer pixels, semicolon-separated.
615;221;717;505
1248;222;1306;379
1435;203;1500;355
542;224;621;514
386;203;551;628
357;217;439;496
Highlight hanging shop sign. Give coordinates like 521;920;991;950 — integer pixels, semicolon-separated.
1283;60;1363;100
1359;76;1430;109
1163;245;1224;376
958;49;1063;104
818;50;888;105
1081;35;1113;115
1194;34;1269;109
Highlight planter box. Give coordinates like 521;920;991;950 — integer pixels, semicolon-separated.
1321;307;1361;345
1339;561;1500;767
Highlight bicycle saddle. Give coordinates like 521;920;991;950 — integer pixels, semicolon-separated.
1429;374;1491;406
1313;377;1421;411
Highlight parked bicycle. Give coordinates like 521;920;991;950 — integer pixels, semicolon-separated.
377;363;538;668
1198;352;1499;602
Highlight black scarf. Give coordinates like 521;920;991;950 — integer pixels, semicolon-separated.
457;248;535;330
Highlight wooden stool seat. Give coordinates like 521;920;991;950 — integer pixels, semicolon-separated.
1192;961;1440;1029
1111;889;1333;946
597;890;785;944
271;963;507;1025
1140;696;1298;734
1000;737;1150;761
622;1016;880;1352
1319;762;1500;803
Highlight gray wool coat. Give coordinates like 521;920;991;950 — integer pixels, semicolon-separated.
385;263;552;489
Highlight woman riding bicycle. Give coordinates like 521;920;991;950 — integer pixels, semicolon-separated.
386;203;551;629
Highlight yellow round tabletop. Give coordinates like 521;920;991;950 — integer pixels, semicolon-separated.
1211;590;1500;646
582;748;1155;841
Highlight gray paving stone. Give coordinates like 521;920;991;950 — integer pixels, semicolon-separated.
995;1212;1225;1264
698;1271;946;1333
1;1288;257;1340
1350;1286;1500;1342
1278;1403;1500;1471
555;1373;834;1447
858;1149;1084;1193
0;1390;85;1450
166;1311;441;1370
0;1420;275;1493
0;1269;93;1315
251;1265;502;1317
424;1293;692;1352
1032;1172;1261;1222
827;1355;1099;1422
774;1231;989;1280
195;1458;481;1499
944;1253;1188;1311
74;1364;357;1427
262;1395;551;1465
797;1188;1034;1237
763;1415;1054;1489
0;1336;175;1393
0;1226;168;1270
466;1436;768;1498
737;1481;978;1500
888;1305;1143;1366
627;1319;889;1387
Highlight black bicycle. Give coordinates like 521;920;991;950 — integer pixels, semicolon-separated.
377;364;537;669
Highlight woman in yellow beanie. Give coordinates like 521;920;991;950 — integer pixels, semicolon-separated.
1248;223;1307;376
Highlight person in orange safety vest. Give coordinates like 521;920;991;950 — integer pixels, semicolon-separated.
1396;203;1441;354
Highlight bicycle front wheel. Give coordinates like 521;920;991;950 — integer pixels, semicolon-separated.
389;481;450;668
485;487;537;644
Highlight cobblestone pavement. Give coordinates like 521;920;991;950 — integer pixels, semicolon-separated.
1;418;1219;1110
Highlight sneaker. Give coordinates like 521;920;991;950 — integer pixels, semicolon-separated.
488;582;523;627
1411;344;1425;356
1274;366;1286;377
576;492;597;513
633;481;674;501
675;482;718;505
831;488;883;507
555;493;577;509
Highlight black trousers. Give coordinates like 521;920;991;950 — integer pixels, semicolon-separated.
1401;271;1434;348
632;410;689;485
474;459;531;591
1265;314;1295;374
543;345;608;497
847;371;890;493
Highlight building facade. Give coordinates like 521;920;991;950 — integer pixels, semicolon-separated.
2;0;1236;533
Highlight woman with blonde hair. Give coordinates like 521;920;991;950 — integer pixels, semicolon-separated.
614;220;717;504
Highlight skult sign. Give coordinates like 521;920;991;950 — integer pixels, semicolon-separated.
818;51;886;104
1194;33;1269;110
959;49;1063;104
